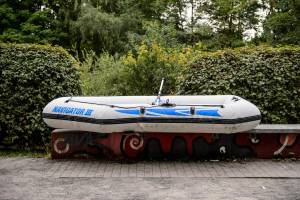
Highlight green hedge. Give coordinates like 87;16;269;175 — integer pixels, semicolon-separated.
0;43;81;149
178;45;300;123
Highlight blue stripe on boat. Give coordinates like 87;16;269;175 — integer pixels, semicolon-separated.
116;108;221;117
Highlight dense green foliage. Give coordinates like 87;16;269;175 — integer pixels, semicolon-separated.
0;43;81;148
178;46;300;123
197;0;262;48
1;0;299;55
81;45;183;96
0;0;66;45
262;0;300;45
81;23;200;96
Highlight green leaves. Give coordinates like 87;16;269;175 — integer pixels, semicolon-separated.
262;0;300;45
0;43;81;149
178;45;300;124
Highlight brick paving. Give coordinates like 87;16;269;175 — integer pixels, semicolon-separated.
0;157;300;200
1;158;299;178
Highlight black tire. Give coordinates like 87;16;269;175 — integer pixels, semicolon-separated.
146;139;163;160
170;137;188;160
231;135;254;158
193;137;211;159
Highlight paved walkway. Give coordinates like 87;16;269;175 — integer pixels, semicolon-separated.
0;158;300;199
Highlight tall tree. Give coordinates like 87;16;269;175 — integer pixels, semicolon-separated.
70;4;124;54
47;0;171;55
165;0;187;30
0;0;66;44
262;0;300;45
197;0;262;48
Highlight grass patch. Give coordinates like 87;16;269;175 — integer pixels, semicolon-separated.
0;149;48;158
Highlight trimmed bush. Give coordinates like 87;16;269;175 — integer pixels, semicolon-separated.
178;46;300;123
0;43;81;149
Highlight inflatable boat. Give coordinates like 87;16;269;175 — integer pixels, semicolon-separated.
42;95;261;134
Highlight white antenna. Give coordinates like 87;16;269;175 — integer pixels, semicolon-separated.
155;78;165;105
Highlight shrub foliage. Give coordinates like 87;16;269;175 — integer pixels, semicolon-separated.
0;43;81;148
178;46;300;123
81;42;199;96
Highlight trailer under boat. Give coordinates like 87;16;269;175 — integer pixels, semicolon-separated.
50;124;300;159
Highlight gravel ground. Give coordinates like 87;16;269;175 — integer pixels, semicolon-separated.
0;157;300;200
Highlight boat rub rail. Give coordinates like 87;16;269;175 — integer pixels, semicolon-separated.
42;113;261;125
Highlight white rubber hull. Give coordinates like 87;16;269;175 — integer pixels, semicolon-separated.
42;95;261;134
